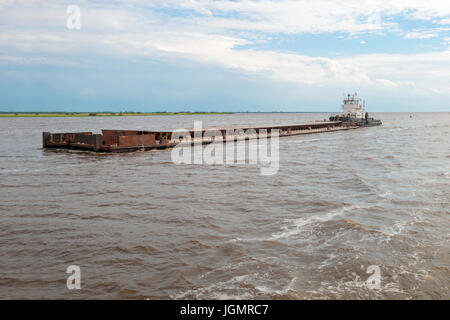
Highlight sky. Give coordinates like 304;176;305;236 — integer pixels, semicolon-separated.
1;0;450;112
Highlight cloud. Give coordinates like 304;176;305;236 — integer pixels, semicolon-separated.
375;79;398;87
408;32;438;39
5;1;450;35
405;31;438;39
148;0;450;34
1;0;450;99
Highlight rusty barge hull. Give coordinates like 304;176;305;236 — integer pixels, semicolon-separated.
42;121;358;153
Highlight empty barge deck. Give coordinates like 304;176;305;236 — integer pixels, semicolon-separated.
43;120;358;153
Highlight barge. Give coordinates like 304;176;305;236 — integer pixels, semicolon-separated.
42;93;381;153
42;121;357;152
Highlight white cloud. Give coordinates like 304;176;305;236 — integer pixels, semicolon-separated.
5;0;450;35
375;79;398;87
405;31;438;39
149;0;450;35
1;0;450;95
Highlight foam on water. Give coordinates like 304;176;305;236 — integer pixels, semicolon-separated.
270;205;361;240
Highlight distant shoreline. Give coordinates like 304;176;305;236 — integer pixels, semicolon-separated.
0;111;442;118
0;112;232;118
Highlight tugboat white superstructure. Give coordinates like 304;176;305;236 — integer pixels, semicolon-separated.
342;93;365;119
330;93;382;127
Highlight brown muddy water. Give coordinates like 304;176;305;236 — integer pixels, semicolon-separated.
0;112;449;299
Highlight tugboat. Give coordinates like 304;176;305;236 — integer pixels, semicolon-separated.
330;93;382;127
